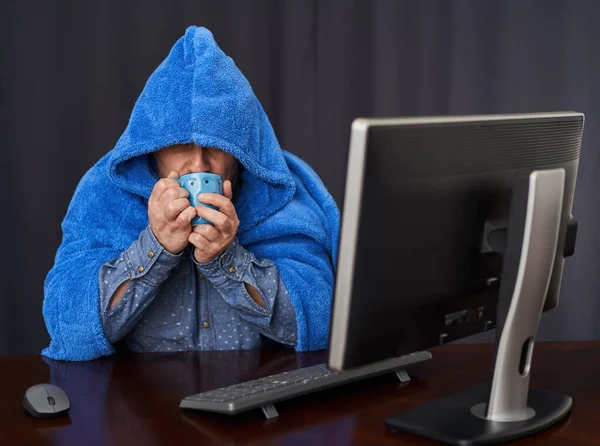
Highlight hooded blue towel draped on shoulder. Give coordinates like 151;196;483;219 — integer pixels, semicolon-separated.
42;26;340;361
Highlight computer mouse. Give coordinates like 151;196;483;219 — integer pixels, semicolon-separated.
23;383;71;418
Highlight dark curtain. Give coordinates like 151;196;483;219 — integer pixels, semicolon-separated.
1;0;599;355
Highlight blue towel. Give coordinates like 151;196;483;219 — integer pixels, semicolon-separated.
42;26;340;361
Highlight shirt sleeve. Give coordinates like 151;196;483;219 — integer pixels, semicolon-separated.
98;225;183;343
193;237;298;346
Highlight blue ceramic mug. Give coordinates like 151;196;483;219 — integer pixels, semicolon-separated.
176;172;223;225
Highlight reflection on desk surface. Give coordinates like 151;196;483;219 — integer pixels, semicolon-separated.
44;349;305;446
31;348;422;446
5;343;594;446
180;412;356;446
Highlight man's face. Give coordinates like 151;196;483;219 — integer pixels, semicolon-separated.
153;143;239;182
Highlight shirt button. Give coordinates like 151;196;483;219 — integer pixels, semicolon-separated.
220;257;226;265
198;274;205;280
137;265;145;273
147;251;154;259
203;322;210;329
229;266;236;274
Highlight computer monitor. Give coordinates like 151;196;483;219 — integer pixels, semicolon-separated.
328;112;583;445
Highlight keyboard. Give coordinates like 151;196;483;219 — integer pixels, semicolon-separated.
179;351;432;419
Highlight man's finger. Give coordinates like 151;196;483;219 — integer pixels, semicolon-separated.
223;180;233;200
195;205;230;232
192;223;220;243
165;198;191;222
174;206;196;229
189;232;213;249
152;177;183;203
160;186;189;207
196;193;236;220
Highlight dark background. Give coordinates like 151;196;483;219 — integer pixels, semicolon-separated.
1;0;599;355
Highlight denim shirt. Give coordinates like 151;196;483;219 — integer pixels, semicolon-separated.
98;225;297;352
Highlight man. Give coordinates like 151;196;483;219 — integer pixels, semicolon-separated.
42;26;339;361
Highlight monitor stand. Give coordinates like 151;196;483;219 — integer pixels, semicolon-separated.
385;168;572;446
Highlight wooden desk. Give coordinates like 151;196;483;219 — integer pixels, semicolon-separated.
1;341;598;445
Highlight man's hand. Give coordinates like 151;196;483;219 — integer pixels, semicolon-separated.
148;170;196;254
189;180;240;264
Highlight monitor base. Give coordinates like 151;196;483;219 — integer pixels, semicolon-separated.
385;382;571;445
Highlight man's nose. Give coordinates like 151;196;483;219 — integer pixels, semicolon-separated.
190;144;209;172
